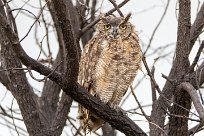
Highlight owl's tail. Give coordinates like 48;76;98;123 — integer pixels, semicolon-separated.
78;105;105;133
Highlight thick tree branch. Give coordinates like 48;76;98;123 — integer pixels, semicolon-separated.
0;13;45;136
179;82;204;135
51;0;79;86
39;51;65;126
51;92;73;135
178;82;204;118
0;4;147;136
150;0;191;135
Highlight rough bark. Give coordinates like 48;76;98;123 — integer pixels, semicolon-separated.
0;16;45;136
150;0;191;135
190;3;204;51
168;0;191;135
0;2;147;136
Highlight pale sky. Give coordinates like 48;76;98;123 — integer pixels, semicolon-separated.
0;0;204;136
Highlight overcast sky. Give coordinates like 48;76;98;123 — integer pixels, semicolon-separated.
0;0;204;136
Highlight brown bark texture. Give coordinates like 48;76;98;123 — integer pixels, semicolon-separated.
0;0;204;136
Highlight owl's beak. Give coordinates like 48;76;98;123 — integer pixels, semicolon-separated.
111;27;119;39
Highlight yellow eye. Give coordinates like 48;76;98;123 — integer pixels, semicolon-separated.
104;24;111;30
119;24;127;30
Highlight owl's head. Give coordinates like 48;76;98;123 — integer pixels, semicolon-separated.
96;13;133;39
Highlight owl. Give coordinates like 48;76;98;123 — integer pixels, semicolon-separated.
77;13;142;133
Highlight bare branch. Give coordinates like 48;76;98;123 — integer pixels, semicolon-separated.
150;66;157;102
189;41;204;72
144;0;170;54
0;4;147;136
130;86;150;121
178;82;204;118
190;3;204;51
142;56;162;94
108;0;124;17
80;0;130;35
150;0;191;134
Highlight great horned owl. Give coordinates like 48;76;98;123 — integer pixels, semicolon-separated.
78;14;142;133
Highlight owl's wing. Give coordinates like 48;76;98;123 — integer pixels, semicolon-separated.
78;35;103;132
78;35;102;93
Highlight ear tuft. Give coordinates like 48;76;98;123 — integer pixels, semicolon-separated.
123;13;131;23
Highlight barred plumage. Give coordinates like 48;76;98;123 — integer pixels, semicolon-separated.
78;14;142;133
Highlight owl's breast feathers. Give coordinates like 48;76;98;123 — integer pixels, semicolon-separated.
78;32;142;132
95;33;142;107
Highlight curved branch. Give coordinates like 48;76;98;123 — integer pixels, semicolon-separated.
80;0;130;35
0;6;147;136
178;82;204;118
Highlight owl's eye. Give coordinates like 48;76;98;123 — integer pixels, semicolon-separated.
119;24;127;30
104;24;111;30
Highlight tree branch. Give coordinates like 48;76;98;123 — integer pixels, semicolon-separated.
178;82;204;118
189;40;204;72
190;3;204;51
0;12;45;136
150;0;191;135
108;0;124;17
0;3;147;136
80;0;130;35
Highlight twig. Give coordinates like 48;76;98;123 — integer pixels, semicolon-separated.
190;3;204;51
0;68;28;72
133;120;168;136
0;106;23;121
166;112;200;122
9;8;40;25
144;0;170;54
19;2;47;42
108;0;124;17
143;57;199;118
150;66;157;102
130;86;150;121
142;56;162;94
11;98;20;136
188;123;204;135
80;0;130;35
189;41;204;72
161;74;174;84
39;0;52;64
68;118;83;136
120;74;146;106
28;61;63;82
0;118;27;136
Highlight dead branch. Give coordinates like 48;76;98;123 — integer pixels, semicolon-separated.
190;3;204;51
178;82;204;118
144;0;170;54
0;4;147;136
108;0;124;17
80;0;130;35
130;86;150;121
150;66;157;102
189;41;204;72
150;0;191;135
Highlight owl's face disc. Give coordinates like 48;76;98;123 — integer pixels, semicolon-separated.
96;15;133;40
